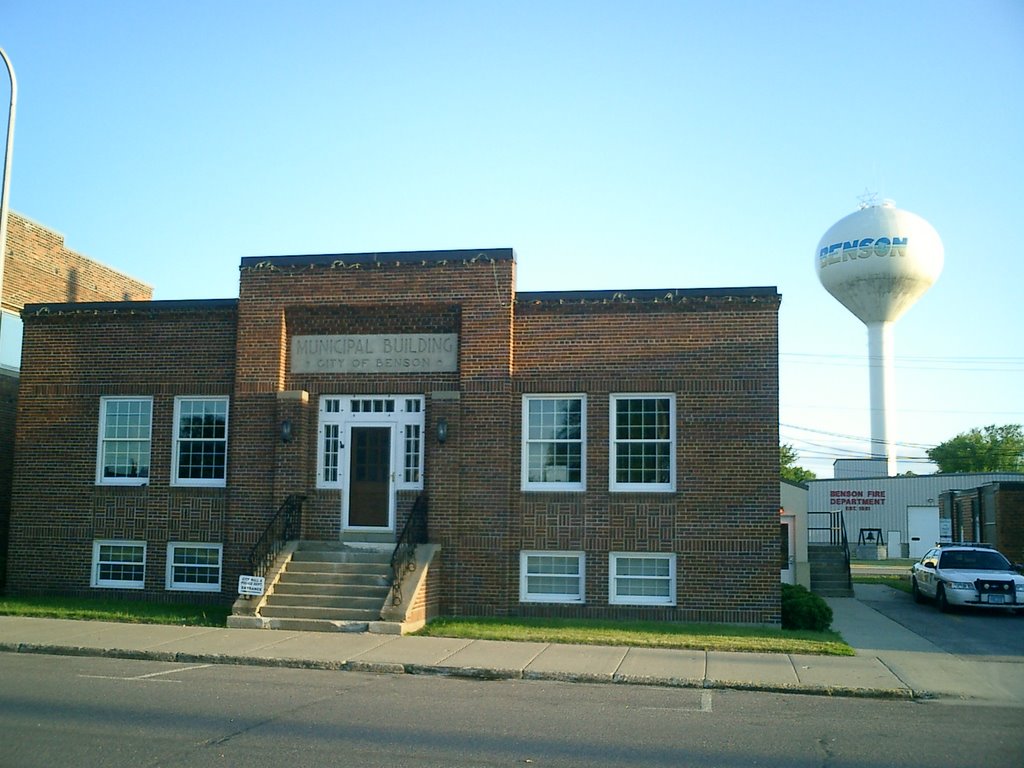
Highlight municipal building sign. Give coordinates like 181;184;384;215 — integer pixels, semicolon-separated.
291;334;458;374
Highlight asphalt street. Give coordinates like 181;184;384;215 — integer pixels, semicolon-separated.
3;654;1023;768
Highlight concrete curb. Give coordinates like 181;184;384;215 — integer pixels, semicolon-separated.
0;641;917;701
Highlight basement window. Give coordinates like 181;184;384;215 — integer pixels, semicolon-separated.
166;543;222;592
609;553;676;606
91;540;146;589
519;551;585;604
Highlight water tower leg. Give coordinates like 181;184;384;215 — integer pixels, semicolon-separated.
867;321;897;476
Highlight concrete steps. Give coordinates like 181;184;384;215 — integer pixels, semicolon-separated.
258;541;393;631
809;545;854;597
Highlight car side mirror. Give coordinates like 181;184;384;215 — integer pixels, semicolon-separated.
923;560;937;569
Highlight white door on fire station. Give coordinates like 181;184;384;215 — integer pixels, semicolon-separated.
907;506;939;559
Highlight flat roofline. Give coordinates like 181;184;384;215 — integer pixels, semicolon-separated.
805;471;1024;483
240;248;515;269
516;286;780;302
22;298;238;316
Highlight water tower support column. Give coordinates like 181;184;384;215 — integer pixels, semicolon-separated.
867;320;897;476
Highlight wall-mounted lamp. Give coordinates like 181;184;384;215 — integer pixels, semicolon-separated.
280;418;294;444
436;417;448;444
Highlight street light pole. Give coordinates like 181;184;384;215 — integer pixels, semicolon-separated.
0;47;17;314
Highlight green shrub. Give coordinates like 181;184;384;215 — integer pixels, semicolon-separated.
781;583;833;632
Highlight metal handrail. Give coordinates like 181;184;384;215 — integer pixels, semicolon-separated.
837;508;852;592
808;508;853;591
390;493;428;606
248;494;306;578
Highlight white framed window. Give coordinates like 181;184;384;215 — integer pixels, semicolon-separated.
322;423;342;483
403;423;422;483
522;395;586;491
97;397;152;485
172;397;229;486
317;395;425;490
0;309;23;371
609;394;675;492
519;551;585;604
609;553;676;606
91;540;146;589
166;543;223;592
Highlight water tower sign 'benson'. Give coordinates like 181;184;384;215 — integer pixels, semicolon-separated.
816;201;944;475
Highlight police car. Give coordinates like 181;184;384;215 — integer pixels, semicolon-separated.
910;544;1024;614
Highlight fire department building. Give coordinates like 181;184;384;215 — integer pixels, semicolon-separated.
6;248;782;625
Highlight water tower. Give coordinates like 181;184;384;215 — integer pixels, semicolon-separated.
816;201;944;475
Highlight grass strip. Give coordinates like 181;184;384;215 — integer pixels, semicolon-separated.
0;596;230;626
416;616;854;656
850;559;914;569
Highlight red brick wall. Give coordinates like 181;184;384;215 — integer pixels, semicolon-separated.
952;490;980;543
2;212;152;312
2;213;152;592
231;256;517;616
6;301;236;599
991;483;1024;563
505;298;780;624
0;372;16;587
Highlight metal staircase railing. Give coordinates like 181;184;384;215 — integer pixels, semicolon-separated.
390;493;427;606
248;494;306;579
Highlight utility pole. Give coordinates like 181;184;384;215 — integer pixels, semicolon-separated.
0;47;17;315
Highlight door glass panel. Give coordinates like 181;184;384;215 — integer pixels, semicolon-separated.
348;426;391;527
780;523;790;569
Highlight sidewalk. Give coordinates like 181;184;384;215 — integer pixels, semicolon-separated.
1;588;1021;704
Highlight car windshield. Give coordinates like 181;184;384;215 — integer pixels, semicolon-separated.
938;550;1011;571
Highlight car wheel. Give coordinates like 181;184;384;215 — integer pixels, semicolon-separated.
912;578;924;604
936;584;951;613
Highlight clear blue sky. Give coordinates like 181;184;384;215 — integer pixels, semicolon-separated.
3;0;1022;477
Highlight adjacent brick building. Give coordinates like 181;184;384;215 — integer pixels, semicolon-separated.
940;482;1024;563
1;212;151;588
6;247;782;624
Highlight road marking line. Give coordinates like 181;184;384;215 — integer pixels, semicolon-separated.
700;691;713;712
132;664;212;679
79;664;213;682
635;691;713;714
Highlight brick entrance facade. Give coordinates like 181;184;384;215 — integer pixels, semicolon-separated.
7;247;782;624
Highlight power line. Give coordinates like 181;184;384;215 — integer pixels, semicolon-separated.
781;402;1024;417
780;353;1024;373
780;422;936;449
781;352;1024;364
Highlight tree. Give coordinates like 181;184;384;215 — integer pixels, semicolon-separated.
780;444;816;484
926;424;1024;473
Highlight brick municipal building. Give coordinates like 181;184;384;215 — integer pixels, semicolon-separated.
4;217;783;630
